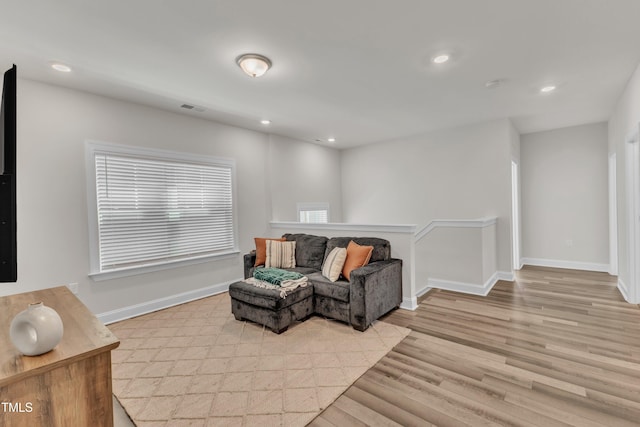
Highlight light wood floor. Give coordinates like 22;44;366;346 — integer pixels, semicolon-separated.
310;266;640;427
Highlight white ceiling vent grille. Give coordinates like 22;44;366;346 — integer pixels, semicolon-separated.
180;104;206;112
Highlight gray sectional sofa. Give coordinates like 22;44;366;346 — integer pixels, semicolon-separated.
230;233;402;332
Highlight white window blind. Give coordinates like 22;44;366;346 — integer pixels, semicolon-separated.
91;146;236;274
299;209;328;223
297;203;329;223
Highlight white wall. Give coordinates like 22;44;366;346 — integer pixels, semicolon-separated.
413;219;498;296
268;134;342;222
418;227;482;284
520;123;609;271
2;79;341;319
341;119;514;276
609;61;640;302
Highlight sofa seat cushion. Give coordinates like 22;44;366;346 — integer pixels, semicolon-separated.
307;272;350;303
229;281;313;310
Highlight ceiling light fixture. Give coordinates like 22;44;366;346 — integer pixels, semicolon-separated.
540;85;557;93
236;54;272;77
327;138;336;143
260;119;271;125
51;63;72;73
432;54;450;64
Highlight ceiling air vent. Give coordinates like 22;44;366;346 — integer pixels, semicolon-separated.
180;104;206;112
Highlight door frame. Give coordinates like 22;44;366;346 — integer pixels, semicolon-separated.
511;159;522;270
609;153;618;276
625;127;639;303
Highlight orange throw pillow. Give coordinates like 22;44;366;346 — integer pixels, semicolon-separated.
254;237;286;266
342;240;374;281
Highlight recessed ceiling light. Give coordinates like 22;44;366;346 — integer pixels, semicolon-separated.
540;85;557;93
432;54;450;64
485;79;505;89
260;119;271;125
51;63;72;73
327;138;336;143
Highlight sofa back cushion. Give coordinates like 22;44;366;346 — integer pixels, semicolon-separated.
325;237;391;263
282;233;328;270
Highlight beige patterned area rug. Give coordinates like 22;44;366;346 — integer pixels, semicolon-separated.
109;292;410;427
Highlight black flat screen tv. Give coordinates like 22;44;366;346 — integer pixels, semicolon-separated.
0;64;17;282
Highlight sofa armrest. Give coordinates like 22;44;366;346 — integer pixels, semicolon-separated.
349;258;403;331
244;251;257;279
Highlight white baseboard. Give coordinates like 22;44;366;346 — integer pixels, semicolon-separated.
410;271;511;303
617;279;639;303
416;285;432;297
521;257;609;273
618;278;629;302
97;279;240;325
428;272;499;296
400;296;418;311
497;271;515;282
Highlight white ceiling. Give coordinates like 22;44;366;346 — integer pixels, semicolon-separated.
1;0;640;149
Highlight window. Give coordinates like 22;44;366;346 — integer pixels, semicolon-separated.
85;141;237;280
297;202;330;223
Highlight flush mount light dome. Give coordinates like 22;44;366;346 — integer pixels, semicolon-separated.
260;119;271;125
327;138;336;143
236;54;272;77
540;85;557;93
432;54;450;64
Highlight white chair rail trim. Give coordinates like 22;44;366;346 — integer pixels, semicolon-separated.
414;217;498;243
270;221;416;234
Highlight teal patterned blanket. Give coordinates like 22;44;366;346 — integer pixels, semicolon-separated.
253;268;304;287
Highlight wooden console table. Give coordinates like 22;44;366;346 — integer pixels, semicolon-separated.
0;286;120;427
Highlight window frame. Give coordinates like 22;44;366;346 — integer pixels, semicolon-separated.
296;202;330;224
85;140;239;281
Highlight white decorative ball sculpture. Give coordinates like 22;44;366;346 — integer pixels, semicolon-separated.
9;302;64;356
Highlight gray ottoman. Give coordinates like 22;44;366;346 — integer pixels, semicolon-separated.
228;281;314;333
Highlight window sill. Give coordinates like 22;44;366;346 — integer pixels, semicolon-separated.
89;250;240;282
